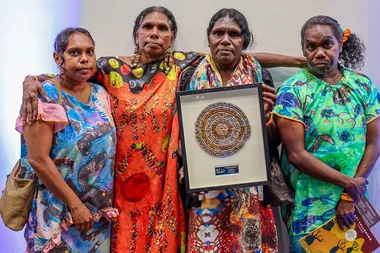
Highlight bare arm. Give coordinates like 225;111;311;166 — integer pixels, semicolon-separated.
355;117;380;178
275;116;367;192
252;52;306;68
35;74;54;82
24;120;93;232
22;75;51;123
266;115;280;147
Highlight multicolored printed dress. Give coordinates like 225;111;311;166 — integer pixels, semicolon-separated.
183;54;278;253
93;51;200;253
15;82;117;252
272;68;380;252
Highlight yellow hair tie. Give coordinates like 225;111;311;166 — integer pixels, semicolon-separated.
342;28;351;44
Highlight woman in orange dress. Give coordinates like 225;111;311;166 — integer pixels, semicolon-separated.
91;7;200;252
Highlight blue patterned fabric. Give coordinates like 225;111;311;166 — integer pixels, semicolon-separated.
19;82;116;253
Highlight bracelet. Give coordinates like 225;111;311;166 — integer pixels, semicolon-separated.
340;192;354;202
45;73;55;78
266;113;273;127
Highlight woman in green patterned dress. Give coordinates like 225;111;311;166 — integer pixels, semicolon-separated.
273;15;380;252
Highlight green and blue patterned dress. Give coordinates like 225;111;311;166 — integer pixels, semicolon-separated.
272;68;380;252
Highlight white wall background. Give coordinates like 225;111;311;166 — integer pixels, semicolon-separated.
0;0;80;252
79;0;378;84
0;0;379;252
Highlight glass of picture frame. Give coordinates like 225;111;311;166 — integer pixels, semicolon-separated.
176;84;270;193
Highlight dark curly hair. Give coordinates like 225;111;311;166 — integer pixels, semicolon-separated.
207;8;254;50
301;15;365;70
132;6;177;44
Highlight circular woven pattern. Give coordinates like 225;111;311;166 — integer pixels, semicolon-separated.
195;102;251;157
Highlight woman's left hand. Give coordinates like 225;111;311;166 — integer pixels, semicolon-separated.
262;83;276;115
336;198;355;230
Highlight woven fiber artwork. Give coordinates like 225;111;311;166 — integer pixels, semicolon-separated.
195;102;251;157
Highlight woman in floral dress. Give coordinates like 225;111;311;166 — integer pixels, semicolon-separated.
273;15;380;252
17;28;117;252
179;8;279;253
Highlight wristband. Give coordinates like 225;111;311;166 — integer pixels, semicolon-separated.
340;192;354;202
44;73;55;78
266;113;273;127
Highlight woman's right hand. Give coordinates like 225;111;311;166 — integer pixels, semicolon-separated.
69;203;94;233
22;76;50;124
344;177;368;202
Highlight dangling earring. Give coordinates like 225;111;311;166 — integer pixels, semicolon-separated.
163;47;173;75
131;44;140;68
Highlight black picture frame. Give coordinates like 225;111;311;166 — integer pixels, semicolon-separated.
176;84;271;193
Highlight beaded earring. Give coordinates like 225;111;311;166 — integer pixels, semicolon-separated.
163;47;173;75
131;44;140;68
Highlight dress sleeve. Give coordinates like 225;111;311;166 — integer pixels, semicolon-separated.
87;57;110;86
251;57;263;83
365;80;380;123
93;56;125;93
173;51;203;71
272;84;304;125
15;82;68;133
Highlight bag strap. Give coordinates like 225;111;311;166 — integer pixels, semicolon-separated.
46;79;63;106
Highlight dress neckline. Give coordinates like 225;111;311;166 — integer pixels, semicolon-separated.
116;56;163;69
304;68;348;89
60;83;95;107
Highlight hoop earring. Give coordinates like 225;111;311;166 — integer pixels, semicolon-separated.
163;47;173;75
131;44;140;68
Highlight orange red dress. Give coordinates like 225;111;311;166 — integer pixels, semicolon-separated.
94;52;200;253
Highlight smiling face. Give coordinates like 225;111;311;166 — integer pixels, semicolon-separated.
303;24;342;76
54;32;96;83
135;11;175;60
208;16;244;70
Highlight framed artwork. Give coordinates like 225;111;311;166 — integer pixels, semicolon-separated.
176;84;270;193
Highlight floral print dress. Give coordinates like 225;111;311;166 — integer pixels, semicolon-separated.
272;68;380;252
16;82;117;253
185;54;278;253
